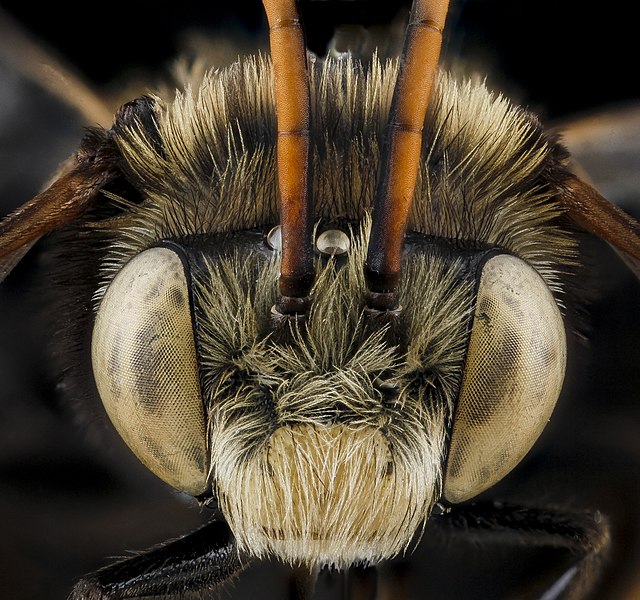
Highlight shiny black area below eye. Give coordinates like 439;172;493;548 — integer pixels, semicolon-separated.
159;224;500;275
164;229;275;263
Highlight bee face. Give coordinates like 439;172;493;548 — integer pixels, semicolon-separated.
74;57;573;567
2;1;639;598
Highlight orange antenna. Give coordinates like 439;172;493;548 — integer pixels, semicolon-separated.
365;0;450;310
262;0;314;315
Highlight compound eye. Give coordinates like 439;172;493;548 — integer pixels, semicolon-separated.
92;247;208;496
443;254;566;504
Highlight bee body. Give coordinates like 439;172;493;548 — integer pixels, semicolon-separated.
48;55;575;571
2;2;639;598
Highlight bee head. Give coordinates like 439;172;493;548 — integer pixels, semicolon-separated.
92;208;566;567
41;0;573;571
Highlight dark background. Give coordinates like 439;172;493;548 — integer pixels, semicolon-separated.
0;1;639;599
1;0;638;119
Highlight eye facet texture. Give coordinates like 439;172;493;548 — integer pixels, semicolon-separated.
443;254;566;504
92;247;208;496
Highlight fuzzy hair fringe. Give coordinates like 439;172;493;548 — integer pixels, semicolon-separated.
97;54;577;302
191;223;467;566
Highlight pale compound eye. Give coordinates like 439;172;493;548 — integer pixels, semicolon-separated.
316;229;350;256
443;254;567;504
92;247;208;496
266;225;282;252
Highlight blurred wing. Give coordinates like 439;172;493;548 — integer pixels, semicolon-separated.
0;8;119;282
558;103;640;278
561;103;640;205
0;8;113;128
